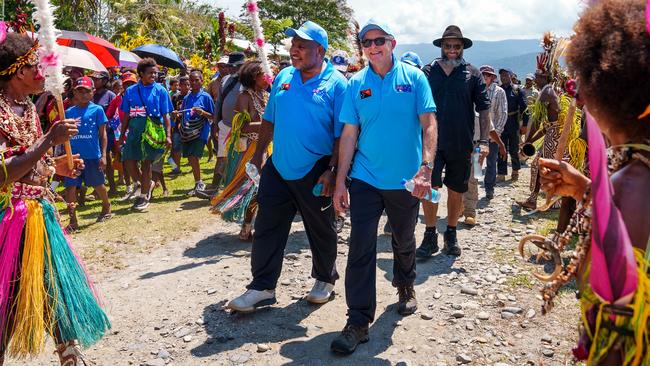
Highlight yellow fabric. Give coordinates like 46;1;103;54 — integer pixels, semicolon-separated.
579;248;650;365
8;200;55;357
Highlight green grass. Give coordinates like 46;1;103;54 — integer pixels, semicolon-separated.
505;273;535;289
55;151;222;268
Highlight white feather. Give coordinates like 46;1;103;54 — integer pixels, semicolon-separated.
30;0;65;96
247;0;273;81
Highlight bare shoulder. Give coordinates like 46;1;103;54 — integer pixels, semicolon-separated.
611;158;650;248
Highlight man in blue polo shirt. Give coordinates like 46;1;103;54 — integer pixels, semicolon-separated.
227;21;348;313
330;19;437;355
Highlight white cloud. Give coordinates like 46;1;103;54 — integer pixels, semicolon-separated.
217;0;585;43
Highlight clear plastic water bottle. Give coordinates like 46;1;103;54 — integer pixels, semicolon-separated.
312;183;323;196
401;179;440;203
245;162;260;186
472;147;484;180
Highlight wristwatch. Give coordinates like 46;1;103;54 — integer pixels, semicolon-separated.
421;160;434;170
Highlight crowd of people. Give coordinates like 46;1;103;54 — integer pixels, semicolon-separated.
0;0;649;364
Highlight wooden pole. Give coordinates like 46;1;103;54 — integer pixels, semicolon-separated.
55;95;74;170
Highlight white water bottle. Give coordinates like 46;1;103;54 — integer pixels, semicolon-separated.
245;162;260;186
472;147;484;180
401;179;440;203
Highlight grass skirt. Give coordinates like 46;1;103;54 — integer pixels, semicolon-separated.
0;198;110;358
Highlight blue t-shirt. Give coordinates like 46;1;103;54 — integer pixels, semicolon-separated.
182;89;215;142
120;81;173;122
340;58;437;189
66;102;108;160
263;62;348;180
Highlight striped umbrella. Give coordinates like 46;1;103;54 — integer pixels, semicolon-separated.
56;30;121;67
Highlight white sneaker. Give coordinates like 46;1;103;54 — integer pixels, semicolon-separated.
227;289;276;313
305;280;335;304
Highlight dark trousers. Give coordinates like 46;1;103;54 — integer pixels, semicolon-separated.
248;157;338;291
498;126;521;175
346;179;419;326
484;141;499;193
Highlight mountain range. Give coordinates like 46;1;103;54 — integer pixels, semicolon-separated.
394;39;541;79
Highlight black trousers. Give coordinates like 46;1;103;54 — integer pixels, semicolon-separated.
498;124;521;174
247;156;338;291
345;179;419;326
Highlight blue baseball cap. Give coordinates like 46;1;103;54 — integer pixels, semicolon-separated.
359;18;395;40
400;51;423;68
285;21;329;51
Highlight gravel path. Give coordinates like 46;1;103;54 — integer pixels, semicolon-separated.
12;166;581;366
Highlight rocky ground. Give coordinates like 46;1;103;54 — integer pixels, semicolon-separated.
12;166;582;366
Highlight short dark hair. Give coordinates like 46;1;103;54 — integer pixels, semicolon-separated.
238;60;263;89
567;0;650;135
169;78;179;85
136;57;157;77
178;75;190;83
189;69;203;79
0;33;36;82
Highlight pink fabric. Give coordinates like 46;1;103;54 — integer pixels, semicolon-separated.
0;200;28;340
646;0;650;35
0;21;7;45
586;112;638;304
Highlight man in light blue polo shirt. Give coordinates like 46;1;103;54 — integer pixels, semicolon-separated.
330;19;438;355
227;21;348;313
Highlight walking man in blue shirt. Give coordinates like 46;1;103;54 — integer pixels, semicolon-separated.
227;21;348;313
330;19;438;355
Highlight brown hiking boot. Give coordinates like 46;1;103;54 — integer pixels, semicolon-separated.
397;284;417;315
511;170;519;181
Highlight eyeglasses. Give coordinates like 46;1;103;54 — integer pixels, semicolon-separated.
443;43;463;50
361;37;392;48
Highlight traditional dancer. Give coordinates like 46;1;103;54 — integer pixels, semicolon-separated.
517;32;586;215
210;60;270;241
521;0;650;364
0;31;110;365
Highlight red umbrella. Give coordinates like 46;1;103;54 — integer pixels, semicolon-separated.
56;30;120;67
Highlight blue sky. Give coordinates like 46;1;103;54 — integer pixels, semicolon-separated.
215;0;585;43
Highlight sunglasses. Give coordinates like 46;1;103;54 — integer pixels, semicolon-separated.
361;37;392;48
443;43;463;50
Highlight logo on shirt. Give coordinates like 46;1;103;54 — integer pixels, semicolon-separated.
395;84;413;93
312;88;325;96
281;83;291;91
360;89;372;99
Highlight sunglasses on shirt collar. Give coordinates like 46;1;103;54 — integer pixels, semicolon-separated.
361;37;393;48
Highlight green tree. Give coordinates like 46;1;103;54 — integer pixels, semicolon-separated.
255;0;353;49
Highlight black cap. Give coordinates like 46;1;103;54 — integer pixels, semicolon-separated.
227;52;246;66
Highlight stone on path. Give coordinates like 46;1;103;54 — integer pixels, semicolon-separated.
477;311;490;320
144;359;165;366
420;312;434;320
461;286;478;296
456;353;472;364
257;343;271;353
230;351;252;364
542;349;555;357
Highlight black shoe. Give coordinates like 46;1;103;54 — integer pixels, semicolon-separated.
486;191;494;200
195;188;216;200
132;196;150;211
383;221;392;235
416;230;439;258
330;324;369;355
443;230;461;256
397;284;417;315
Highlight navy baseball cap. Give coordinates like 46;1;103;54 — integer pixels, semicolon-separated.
359;18;395;40
499;68;513;75
285;21;329;51
400;51;423;68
